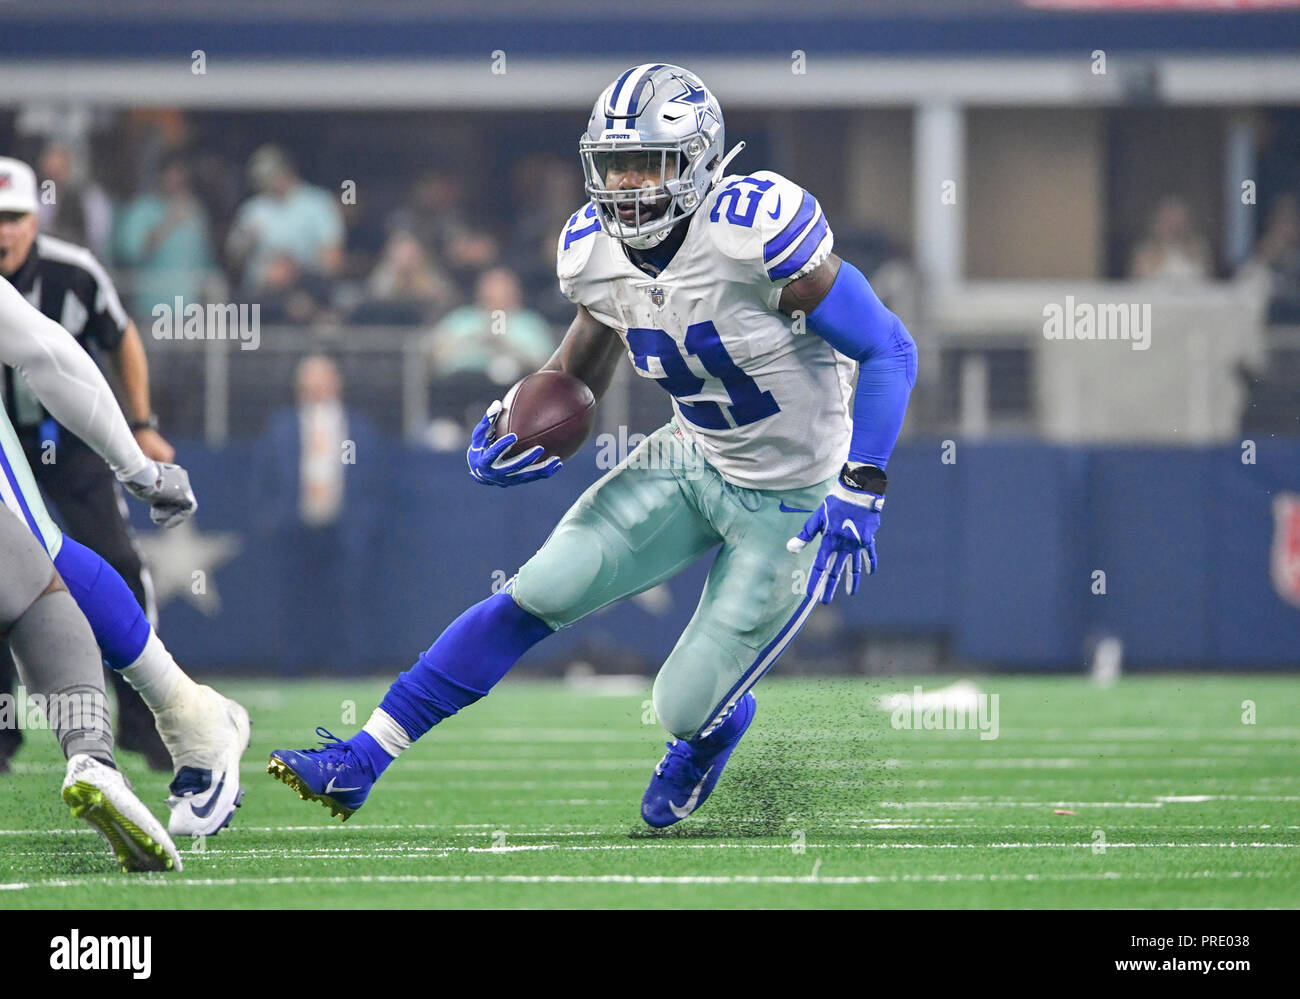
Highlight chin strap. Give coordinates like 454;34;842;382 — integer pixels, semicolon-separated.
709;141;746;187
623;226;676;251
619;140;748;250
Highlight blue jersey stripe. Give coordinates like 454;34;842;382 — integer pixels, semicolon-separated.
762;190;815;263
0;445;42;540
768;211;829;281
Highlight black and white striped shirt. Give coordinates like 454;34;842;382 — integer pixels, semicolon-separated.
1;233;130;430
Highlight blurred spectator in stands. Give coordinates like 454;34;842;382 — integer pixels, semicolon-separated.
1129;195;1212;281
429;266;555;384
505;153;583;323
422;267;555;448
190;148;244;288
225;144;344;297
340;198;387;281
253;254;337;326
114;149;215;319
37;141;113;259
254;354;383;672
388;170;497;291
357;229;456;325
1243;193;1300;323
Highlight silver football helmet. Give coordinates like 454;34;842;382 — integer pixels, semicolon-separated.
580;64;742;249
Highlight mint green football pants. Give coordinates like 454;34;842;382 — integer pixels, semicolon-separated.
509;421;835;740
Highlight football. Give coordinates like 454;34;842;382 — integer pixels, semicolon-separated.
495;370;597;461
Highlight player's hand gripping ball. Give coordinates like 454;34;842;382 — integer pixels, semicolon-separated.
786;481;884;604
467;400;563;487
466;371;596;487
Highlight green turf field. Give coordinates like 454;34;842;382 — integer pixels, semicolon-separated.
1;674;1296;908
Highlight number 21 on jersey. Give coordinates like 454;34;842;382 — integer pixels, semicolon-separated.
626;320;780;430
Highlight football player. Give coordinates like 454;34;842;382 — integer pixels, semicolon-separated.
269;64;916;827
0;502;181;871
0;271;249;841
1;153;180;772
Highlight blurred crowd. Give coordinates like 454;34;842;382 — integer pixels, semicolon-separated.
21;123;581;439
1128;191;1300;323
38;137;577;327
28;120;1300;338
11;109;1300;450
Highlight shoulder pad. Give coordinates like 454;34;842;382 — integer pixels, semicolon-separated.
703;170;833;287
556;202;603;296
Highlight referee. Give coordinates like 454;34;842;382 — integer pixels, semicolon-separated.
0;155;172;771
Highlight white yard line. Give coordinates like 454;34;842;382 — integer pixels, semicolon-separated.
886;757;1298;768
202;840;1300;852
5;799;1299;838
877;796;1300;807
7;840;1292;862
19;752;1300;779
0;869;1280;892
4;821;1296;839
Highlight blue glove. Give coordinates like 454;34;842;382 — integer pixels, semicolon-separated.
466;400;562;487
786;479;884;604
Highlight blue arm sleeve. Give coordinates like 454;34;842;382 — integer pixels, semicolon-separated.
805;260;917;469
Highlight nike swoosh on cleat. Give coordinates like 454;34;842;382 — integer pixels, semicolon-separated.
325;777;362;794
779;502;812;514
188;772;226;819
767;196;781;219
668;766;714;819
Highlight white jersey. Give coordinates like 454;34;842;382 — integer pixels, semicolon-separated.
0;277;148;553
557;170;855;491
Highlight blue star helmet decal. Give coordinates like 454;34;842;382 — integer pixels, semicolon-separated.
664;75;720;132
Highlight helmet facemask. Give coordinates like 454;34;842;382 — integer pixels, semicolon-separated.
581;138;716;249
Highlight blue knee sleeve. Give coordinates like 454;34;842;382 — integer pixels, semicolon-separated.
378;590;552;741
52;536;151;669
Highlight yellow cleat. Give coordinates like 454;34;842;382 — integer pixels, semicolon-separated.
62;754;183;872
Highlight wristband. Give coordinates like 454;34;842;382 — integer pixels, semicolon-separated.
839;461;887;495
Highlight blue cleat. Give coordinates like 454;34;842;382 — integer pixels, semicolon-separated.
266;727;374;821
641;691;756;828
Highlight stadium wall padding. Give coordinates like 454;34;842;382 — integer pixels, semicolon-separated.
132;438;1300;673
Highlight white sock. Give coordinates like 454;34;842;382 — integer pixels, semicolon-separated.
119;631;196;712
362;708;410;758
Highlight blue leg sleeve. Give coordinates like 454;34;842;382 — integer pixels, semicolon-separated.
377;590;553;742
52;536;151;670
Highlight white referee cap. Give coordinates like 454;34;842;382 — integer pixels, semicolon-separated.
0;157;39;214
